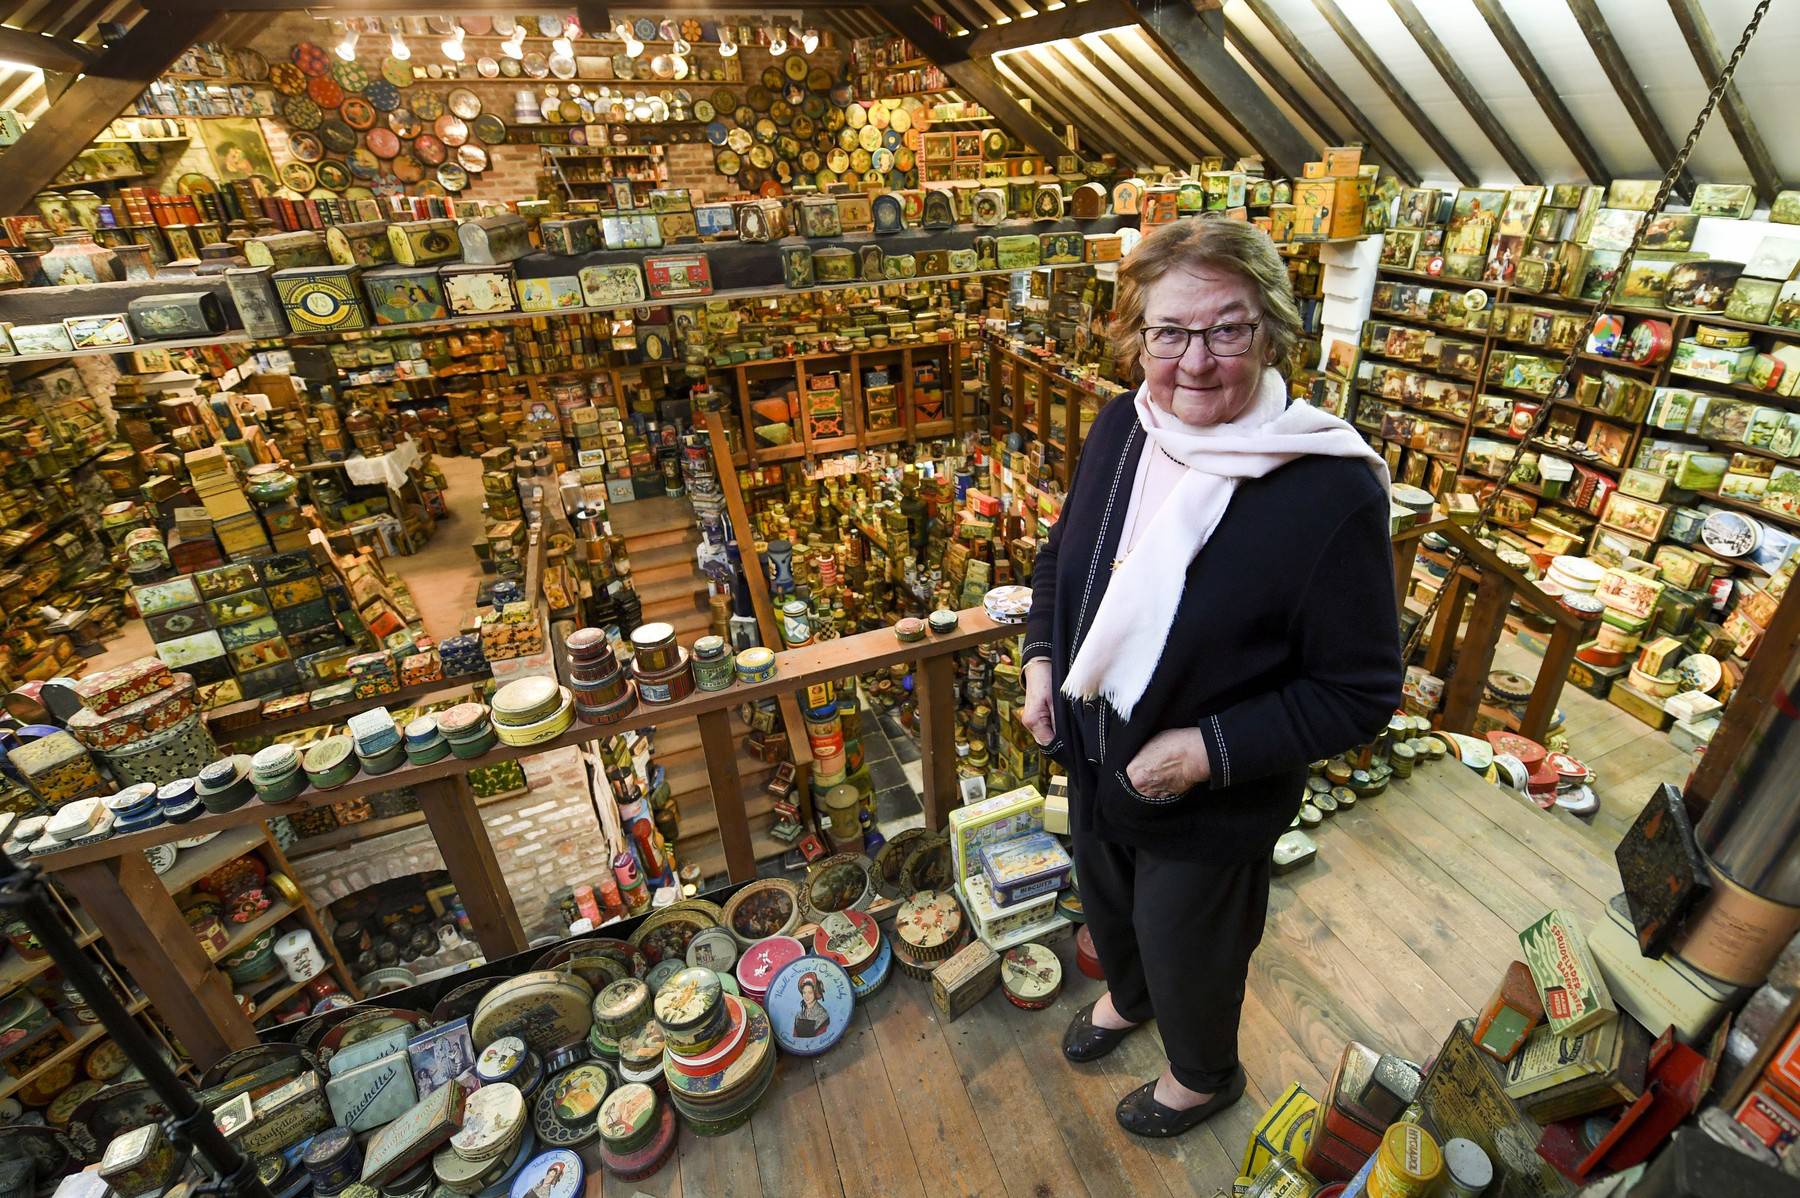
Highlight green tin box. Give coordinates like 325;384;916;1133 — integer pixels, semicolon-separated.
1039;232;1082;265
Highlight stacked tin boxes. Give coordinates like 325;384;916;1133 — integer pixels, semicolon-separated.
947;785;1072;950
183;446;271;562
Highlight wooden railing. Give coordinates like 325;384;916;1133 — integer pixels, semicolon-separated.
34;606;1019;1066
1392;519;1600;743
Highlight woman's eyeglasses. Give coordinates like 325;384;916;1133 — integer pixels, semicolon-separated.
1139;320;1260;358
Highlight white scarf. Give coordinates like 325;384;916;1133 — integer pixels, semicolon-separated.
1061;369;1390;721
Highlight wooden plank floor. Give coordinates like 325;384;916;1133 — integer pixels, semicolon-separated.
589;745;1667;1198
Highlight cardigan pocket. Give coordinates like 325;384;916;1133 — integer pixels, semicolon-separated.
1112;769;1197;807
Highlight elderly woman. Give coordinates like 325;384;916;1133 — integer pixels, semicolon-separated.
1019;219;1401;1138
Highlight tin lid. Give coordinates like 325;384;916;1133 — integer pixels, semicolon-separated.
475;1037;528;1084
196;755;250;793
404;716;440;745
692;635;727;661
303;735;355;775
436;702;491;738
251;742;300;779
1442;1138;1492;1187
1379;1122;1443;1183
472;972;595;1054
617;1020;665;1070
491;677;562;726
628;622;675;652
596;1083;658;1149
450;1083;524;1162
736;647;775;671
531;1064;609;1147
564;628;610;659
508;1149;582;1198
651;966;722;1032
101;1123;161;1173
592;978;650;1033
895;891;961;951
735;935;805;995
304;1126;357;1170
1001;943;1062;1002
105;783;158;814
684;927;739;972
811;910;879;972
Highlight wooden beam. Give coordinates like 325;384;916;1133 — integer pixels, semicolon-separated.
0;10;223;216
961;0;1134;60
416;773;528;958
0;27;96;72
994;51;1125;162
1132;0;1313;178
1239;0;1417;184
1469;0;1608;183
878;2;1071;160
915;652;959;831
1076;34;1223;160
697;707;756;882
1310;0;1477;185
1666;0;1782;200
1386;0;1540;184
1565;0;1695;201
59;853;256;1068
1041;42;1198;166
1220;15;1343;147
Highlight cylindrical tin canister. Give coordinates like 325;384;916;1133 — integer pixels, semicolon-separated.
635;650;695;707
1695;650;1800;904
629;623;679;674
1675;861;1800;986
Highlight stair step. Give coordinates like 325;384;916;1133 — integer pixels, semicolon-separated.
635;574;706;608
609;496;696;541
622;525;700;553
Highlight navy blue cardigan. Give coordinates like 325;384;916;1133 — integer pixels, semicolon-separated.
1021;392;1403;863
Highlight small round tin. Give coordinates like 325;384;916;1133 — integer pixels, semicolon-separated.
476;1037;529;1086
634;652;694;707
453;1083;526;1165
893;617;926;643
927;609;959;635
404;715;441;746
684;927;739;973
1001;943;1062;1009
734;647;776;684
355;739;408;776
596;1083;660;1154
592;977;652;1039
492;677;564;728
509;1148;583;1198
304;735;359;790
810;909;879;973
304;1126;361;1191
406;736;451;766
735;935;805;1004
690;637;734;691
196;755;255;812
495;688;574;747
652;966;724;1046
628;623;679;674
531;1065;609;1149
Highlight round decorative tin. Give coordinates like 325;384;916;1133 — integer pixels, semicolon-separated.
894;891;962;962
666;993;749;1078
803;853;875;919
304;1126;361;1190
628;623;679;674
437;702;493;741
596;1083;659;1154
811;909;879;973
633;651;694;707
690;637;734;692
473;972;595;1055
592;977;651;1039
491;677;563;727
652;966;723;1040
531;1067;609;1149
476;1036;528;1088
721;878;800;947
303;735;359;790
494;689;574;747
453;1082;526;1164
893;617;925;643
685;927;739;972
734;647;776;684
764;954;854;1057
508;1148;582;1198
644;957;685;995
599;1099;678;1178
735;935;805;1002
927;608;959;635
1001;943;1063;1009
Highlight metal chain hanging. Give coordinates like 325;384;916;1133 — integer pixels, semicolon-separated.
1398;0;1774;665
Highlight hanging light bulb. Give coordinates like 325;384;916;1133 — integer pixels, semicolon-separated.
553;35;573;57
333;23;359;62
801;28;819;54
719;29;738;56
441;25;466;62
768;27;788;55
672;36;691;56
388;21;411;61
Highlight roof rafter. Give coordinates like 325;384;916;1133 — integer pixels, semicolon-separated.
1468;0;1607;183
1386;0;1539;183
1564;0;1695;200
1665;0;1781;199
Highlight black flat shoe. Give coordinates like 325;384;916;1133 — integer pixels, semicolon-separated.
1062;999;1140;1063
1115;1068;1247;1138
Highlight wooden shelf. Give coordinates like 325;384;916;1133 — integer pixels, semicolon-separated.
0;924;100;991
216;901;296;959
0;997;150;1102
160;825;267;894
284;786;530;859
250;974;311;1025
1694;541;1772;576
2;332;250;365
1693;490;1800;532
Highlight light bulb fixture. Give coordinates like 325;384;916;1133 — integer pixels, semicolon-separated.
502;29;526;59
800;28;819;53
672;36;690;55
719;30;738;56
333;23;358;62
553;35;573;56
625;36;645;58
441;26;465;62
768;27;788;55
388;25;411;61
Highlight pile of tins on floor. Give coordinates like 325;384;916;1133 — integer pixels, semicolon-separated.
88;849;1076;1198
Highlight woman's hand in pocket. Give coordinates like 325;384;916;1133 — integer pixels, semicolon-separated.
1125;728;1211;797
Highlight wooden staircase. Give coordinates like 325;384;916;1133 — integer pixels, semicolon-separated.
612;496;788;880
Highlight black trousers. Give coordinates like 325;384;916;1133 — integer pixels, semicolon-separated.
1073;829;1272;1093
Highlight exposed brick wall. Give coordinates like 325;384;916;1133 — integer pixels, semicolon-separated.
292;745;609;941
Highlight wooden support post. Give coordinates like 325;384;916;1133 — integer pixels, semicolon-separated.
1391;538;1421;610
915;653;959;833
58;854;254;1069
416;773;528;959
1523;619;1587;743
1439;572;1512;734
1684;582;1800;813
1422;568;1472;680
697;707;756;882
